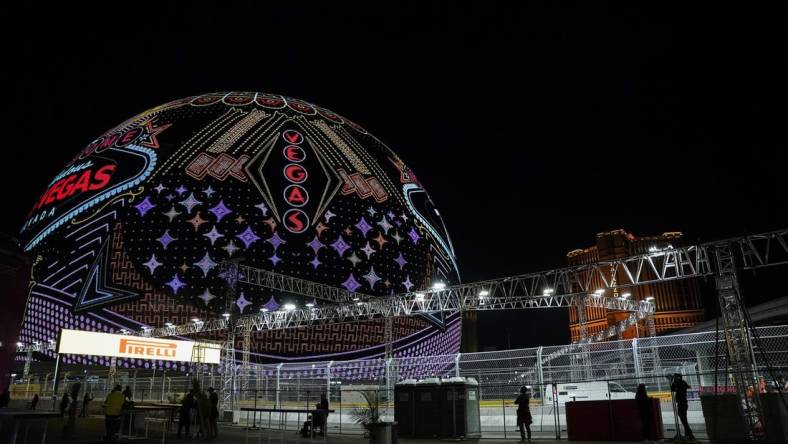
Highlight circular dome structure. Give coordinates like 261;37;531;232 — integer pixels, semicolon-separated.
19;92;461;367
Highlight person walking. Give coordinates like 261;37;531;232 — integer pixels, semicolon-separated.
635;384;654;443
177;390;194;439
61;383;81;439
81;392;94;417
514;386;532;442
671;374;695;441
316;393;330;435
59;391;70;416
30;393;39;410
104;385;125;441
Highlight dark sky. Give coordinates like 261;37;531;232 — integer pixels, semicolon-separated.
6;3;787;349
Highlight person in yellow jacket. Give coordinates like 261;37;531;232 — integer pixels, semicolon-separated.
104;385;125;440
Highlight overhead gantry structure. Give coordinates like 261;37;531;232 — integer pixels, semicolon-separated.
18;228;787;439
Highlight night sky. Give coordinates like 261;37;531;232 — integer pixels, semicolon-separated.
5;3;787;349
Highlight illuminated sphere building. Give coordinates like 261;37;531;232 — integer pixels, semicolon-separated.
18;93;461;373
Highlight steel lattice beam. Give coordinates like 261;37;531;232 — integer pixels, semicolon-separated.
130;229;785;339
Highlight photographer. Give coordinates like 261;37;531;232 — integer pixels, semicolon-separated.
670;373;695;441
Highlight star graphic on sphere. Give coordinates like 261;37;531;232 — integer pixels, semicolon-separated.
307;236;325;254
372;233;388;249
377;216;393;234
384;279;391;288
143;254;162;274
198;288;216;306
203;186;216;198
236;292;251;313
324;210;336;222
331;236;351;256
408;227;421;244
236;226;261;248
269;253;282;266
134;197;155;217
163;206;182;222
363;266;382;288
175;185;188;196
165;193;176;201
187;212;208;231
309;256;321;269
254;202;269;216
223;240;240;257
266;232;286;249
193;252;218;277
262;296;280;312
361;242;376;258
166;274;187;295
403;275;414;292
387;211;396;220
395;253;408;270
400;213;409;221
179;262;190;273
178;193;202;214
154;183;166;194
355;217;373;237
316;222;329;236
157;229;177;249
209;200;232;222
343;227;353;236
235;214;246;224
347;252;362;267
392;231;404;244
367;206;377;216
203;226;224;245
342;274;362;292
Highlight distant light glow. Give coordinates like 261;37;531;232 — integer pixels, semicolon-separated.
478;290;490;297
543;288;554;296
594;289;605;296
432;282;446;290
284;303;296;311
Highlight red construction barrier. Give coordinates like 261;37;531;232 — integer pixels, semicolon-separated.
565;398;663;441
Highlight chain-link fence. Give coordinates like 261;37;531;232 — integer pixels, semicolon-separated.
11;325;788;438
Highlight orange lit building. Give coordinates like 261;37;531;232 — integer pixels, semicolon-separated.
567;230;705;341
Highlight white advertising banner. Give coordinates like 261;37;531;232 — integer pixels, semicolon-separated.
57;329;221;364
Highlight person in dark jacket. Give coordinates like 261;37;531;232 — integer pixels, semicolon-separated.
81;392;93;417
208;387;219;438
671;373;695;441
30;393;39;410
635;384;654;443
514;386;532;442
177;390;194;439
59;391;70;416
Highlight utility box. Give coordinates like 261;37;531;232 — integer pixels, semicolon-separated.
394;379;417;437
700;393;747;442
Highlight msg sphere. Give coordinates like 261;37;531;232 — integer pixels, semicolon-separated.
19;92;461;369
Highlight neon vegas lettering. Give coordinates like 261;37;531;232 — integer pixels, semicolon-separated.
30;165;116;215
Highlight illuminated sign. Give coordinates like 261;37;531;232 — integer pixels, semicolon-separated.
57;329;220;364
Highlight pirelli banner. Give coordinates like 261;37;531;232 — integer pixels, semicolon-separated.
57;329;221;364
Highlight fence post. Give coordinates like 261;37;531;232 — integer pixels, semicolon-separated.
536;346;544;402
454;353;461;378
632;338;641;380
149;368;156;402
326;361;333;402
275;363;282;408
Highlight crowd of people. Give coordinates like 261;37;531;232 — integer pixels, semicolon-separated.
176;381;220;440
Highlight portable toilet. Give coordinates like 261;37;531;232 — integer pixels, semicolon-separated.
394;379;417;436
441;377;481;438
414;378;443;437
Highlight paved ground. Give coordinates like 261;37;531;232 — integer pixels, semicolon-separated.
2;413;701;443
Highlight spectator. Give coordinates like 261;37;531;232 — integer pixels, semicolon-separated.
30;393;39;410
103;385;125;441
208;387;219;438
514;386;532;442
81;392;94;417
177;390;194;439
635;384;654;443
